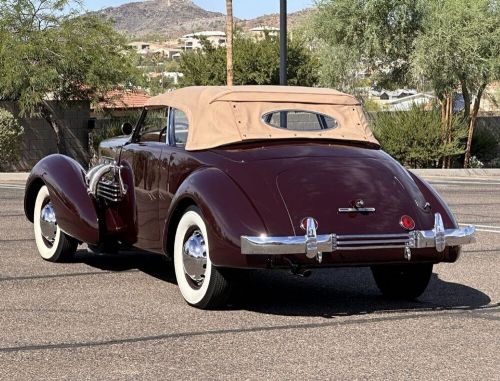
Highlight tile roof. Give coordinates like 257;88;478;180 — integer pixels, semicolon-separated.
95;90;151;110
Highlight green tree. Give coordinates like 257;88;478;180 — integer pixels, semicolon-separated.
310;0;499;168
411;0;500;167
309;0;425;91
178;34;319;87
0;108;23;170
0;0;140;156
147;75;176;96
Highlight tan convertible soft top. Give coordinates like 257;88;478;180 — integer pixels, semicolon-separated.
146;86;378;150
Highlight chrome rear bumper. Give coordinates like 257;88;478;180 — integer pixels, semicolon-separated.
240;213;475;262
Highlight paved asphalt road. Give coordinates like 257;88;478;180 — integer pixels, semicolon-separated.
0;177;498;380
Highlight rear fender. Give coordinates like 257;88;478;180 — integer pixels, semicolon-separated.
163;167;266;267
409;172;458;228
24;154;100;245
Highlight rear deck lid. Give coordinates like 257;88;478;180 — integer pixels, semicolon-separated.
216;143;432;236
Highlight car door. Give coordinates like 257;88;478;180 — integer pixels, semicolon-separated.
119;107;168;251
157;107;194;251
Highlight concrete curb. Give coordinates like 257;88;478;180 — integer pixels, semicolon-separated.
410;169;500;178
0;173;29;181
1;169;500;182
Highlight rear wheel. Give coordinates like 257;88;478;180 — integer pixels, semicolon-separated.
33;185;78;262
173;206;231;309
371;263;433;299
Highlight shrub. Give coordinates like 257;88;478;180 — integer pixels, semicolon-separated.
469;156;484;169
0;108;24;170
372;106;467;168
91;119;124;152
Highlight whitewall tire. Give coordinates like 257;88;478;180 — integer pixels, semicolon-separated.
33;185;78;262
173;206;231;309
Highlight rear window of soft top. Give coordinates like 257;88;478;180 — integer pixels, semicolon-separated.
262;110;338;131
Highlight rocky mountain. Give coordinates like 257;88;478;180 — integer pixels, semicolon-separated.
97;0;229;39
237;9;312;33
96;0;312;39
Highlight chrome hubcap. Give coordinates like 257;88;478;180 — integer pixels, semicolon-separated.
182;230;207;285
40;202;57;243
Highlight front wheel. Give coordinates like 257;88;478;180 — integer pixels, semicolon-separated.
173;206;231;309
33;185;78;262
371;263;433;300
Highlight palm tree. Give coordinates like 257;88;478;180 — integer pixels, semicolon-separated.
225;0;234;86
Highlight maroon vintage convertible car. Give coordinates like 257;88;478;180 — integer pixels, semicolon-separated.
24;86;475;308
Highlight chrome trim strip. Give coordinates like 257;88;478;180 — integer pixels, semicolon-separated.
97;189;121;198
117;165;127;196
336;245;409;251
336;239;410;245
96;187;120;196
240;213;476;257
338;207;376;213
336;233;409;239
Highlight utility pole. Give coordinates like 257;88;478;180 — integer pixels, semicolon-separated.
279;0;288;128
279;0;287;86
226;0;234;86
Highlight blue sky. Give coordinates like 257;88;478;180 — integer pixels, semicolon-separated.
85;0;314;19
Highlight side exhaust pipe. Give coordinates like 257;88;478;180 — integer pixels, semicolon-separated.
86;163;126;202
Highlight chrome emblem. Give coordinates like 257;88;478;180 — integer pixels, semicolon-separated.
338;199;376;213
354;199;365;208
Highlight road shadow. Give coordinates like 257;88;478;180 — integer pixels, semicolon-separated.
74;249;492;318
72;249;177;283
228;268;493;318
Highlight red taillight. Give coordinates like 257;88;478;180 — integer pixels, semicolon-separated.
400;215;415;231
300;217;319;231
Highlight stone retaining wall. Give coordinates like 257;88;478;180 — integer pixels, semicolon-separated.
0;101;91;171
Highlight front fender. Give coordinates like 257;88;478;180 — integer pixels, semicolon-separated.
24;154;100;245
164;167;267;267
